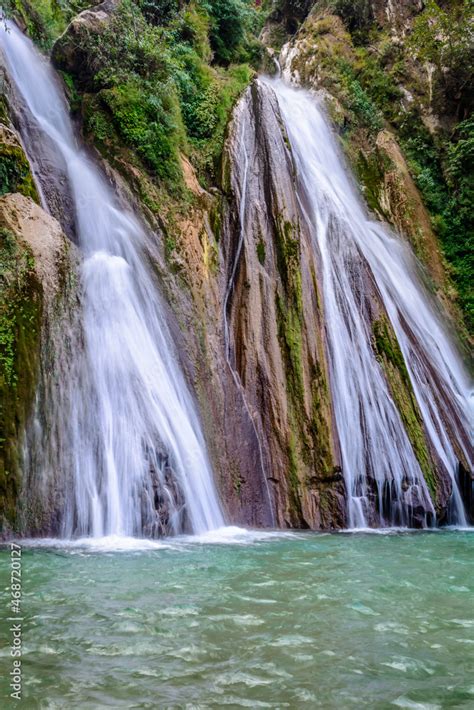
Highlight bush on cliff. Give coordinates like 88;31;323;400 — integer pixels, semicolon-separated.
51;0;261;191
408;0;473;117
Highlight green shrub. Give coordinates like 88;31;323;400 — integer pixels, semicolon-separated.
82;0;253;185
139;0;180;25
201;0;260;65
353;49;402;124
101;81;184;184
337;61;383;134
400;115;474;333
1;0;91;47
0;136;38;201
408;0;473;115
15;0;259;190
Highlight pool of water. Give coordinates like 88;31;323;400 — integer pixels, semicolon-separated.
1;529;473;708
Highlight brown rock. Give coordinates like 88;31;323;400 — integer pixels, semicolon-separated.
52;0;119;88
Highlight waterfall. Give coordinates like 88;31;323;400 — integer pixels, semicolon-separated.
1;23;224;537
268;79;472;528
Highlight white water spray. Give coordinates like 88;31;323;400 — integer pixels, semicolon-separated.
269;79;472;527
1;23;224;537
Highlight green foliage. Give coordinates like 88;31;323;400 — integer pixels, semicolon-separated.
275;219;305;404
439;117;474;330
101;81;184;184
0;228;38;387
0;131;39;201
87;2;168;87
322;8;472;334
1;0;90;48
397;114;474;333
373;317;410;387
372;315;437;500
338;61;383;134
70;0;255;189
76;1;187;189
352;48;402;124
0;227;42;529
179;61;252;179
6;0;262;189
408;0;473;112
59;70;82;114
201;0;260;65
139;0;179;25
273;0;313;19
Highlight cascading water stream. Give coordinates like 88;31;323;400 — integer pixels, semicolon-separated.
1;23;224;538
268;78;472;528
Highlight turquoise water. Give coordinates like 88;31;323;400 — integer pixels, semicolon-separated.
1;530;473;708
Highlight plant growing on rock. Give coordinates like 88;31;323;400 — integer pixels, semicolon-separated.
408;0;473;117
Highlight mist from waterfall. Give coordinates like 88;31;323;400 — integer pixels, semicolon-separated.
1;23;224;538
269;78;472;528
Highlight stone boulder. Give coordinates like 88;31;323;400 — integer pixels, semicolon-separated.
52;0;119;89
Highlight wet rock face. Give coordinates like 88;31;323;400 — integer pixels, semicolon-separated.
221;80;346;529
270;0;313;34
1;68;78;242
371;0;424;31
264;7;471;524
0;193;76;536
457;463;473;525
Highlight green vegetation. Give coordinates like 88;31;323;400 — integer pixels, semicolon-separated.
287;431;305;524
309;359;334;478
408;0;473;116
373;317;410;388
1;1;91;49
400;115;473;332
48;0;261;191
203;0;263;65
372;316;437;501
274;218;305;401
138;0;180;26
0;229;37;386
276;293;304;401
2;1;264;192
0;127;40;201
337;59;383;135
0;227;42;531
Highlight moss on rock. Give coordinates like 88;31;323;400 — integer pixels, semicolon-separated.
0;225;42;533
372;315;437;501
0;124;39;202
0;192;75;536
